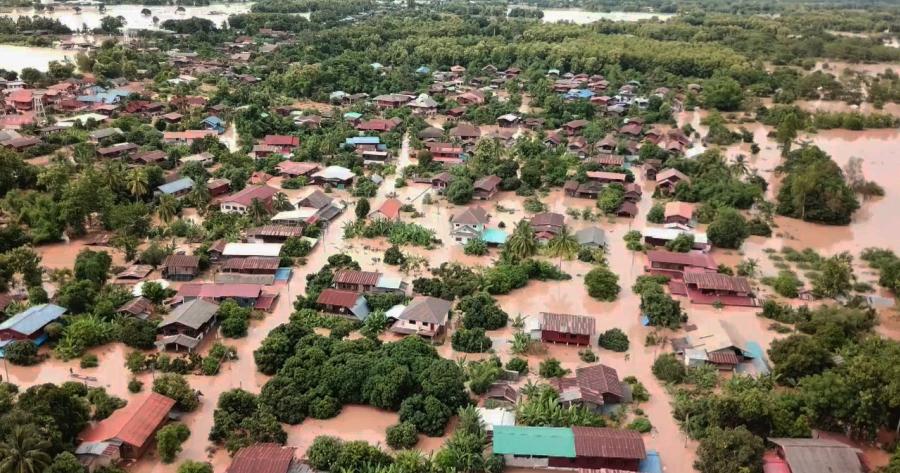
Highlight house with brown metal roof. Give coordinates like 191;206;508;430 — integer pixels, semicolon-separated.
316;288;370;320
117;297;153;320
765;438;864;473
645;250;717;278
427;142;465;164
664;201;695;226
78;393;176;461
538;312;596;346
682;270;756;307
227;444;302;473
221;256;280;275
473;175;501;200
219;185;278;214
530;212;565;241
492;426;645;471
550;364;626;412
162;254;200;281
563;119;589;136
391;296;452;338
655;168;690;194
157;298;219;349
245;225;304;243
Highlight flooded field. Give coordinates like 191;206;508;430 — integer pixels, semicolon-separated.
506;6;674;23
0;2;252;31
0;43;74;72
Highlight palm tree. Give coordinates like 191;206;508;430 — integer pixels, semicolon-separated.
0;426;52;473
503;220;537;262
126;169;148;200
731;154;749;177
157;195;178;223
247;198;269;224
273;192;291;211
545;225;579;263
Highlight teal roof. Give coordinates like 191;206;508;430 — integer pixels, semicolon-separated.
492;426;575;458
482;228;507;245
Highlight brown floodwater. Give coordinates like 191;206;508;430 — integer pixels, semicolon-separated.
15;110;900;472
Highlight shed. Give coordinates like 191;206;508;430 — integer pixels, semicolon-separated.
79;393;176;459
540;312;596;346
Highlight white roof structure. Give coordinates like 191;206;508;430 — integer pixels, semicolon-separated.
475;407;516;431
643;227;708;245
59;113;108;126
222;242;283;258
312;166;354;181
376;275;403;290
385;304;406;320
271;208;318;223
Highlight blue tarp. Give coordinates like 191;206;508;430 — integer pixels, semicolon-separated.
274;268;293;281
345;136;381;146
565;88;594;100
416;66;431;74
641;315;650;326
640;450;662;473
743;341;771;375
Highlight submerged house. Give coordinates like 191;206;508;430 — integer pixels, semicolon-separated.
161;254;200;281
450;206;489;244
316;289;370;320
765;438;864;473
670;319;756;372
391;296;452;338
492;426;646;471
77;393;176;464
536;312;596;346
226;444;301;473
156;298;219;351
0;303;66;350
550;364;627;412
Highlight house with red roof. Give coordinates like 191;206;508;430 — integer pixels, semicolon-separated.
261;135;300;154
78;393;176;461
219;185;278;214
473;175;501;200
227;444;301;473
316;288;370;320
369;198;402;221
163;130;218;144
550;364;626;412
276;161;319;178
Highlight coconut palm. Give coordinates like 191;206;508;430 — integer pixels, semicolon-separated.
545;225;579;262
247;198;269;224
126;169;148;200
157;195;178;224
503;219;537;262
731;154;749;177
0;426;52;473
273;192;292;211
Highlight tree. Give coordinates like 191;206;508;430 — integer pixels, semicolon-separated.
218;300;251;338
355;198;370;220
458;292;508;330
399;395;452;437
597;184;625;214
694;427;764;473
538;358;569;378
546;225;579;262
641;285;685;328
584;265;619;301
702;76;743;111
813;254;853;299
386;422;418;450
153;374;199;412
768;334;833;384
74;249;112;285
652;354;686;383
384;245;405;265
503;220;537;262
157;195;178;224
463;238;488;256
247;198;269;225
707;208;749;249
157;423;190;463
451;328;491;353
647;203;664;223
598;328;629;352
0;426;52;473
4;341;41;366
45;452;84;473
126;169;148;200
776;146;859;224
446;179;474;205
306;436;343;471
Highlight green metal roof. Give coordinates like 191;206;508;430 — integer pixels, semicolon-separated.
491;426;576;458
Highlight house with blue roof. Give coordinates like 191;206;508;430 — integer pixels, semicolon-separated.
156;177;195;198
201;116;226;134
565;88;595;100
343;111;363;122
0;304;66;352
76;88;130;105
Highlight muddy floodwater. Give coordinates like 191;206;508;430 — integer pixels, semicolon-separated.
0;2;253;31
6;103;899;473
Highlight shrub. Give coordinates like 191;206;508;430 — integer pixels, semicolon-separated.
646;203;665;224
627;417;653;433
578;349;597;363
652;354;686;383
307;436;343;471
386;422;419;450
451;328;492;353
598;328;629;352
463;238;488;256
128;378;143;393
398;394;452;437
4;340;41;366
177;461;213;473
505;357;529;375
384;245;405;265
153;373;199;411
80;353;99;368
538;358;569;378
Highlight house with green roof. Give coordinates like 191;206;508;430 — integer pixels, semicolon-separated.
491;425;646;471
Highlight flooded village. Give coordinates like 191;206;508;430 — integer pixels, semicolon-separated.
0;2;899;473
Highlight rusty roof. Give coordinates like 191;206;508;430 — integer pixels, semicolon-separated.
372;198;402;220
80;393;175;448
531;212;565;228
227;443;296;473
664;201;695;220
245;225;304;239
571;427;646;460
316;288;363;308
646;250;716;269
574;364;624;400
222;185;277;207
163;254;200;270
221;256;281;272
474;175;501;191
768;438;863;473
683;271;752;293
334;270;381;286
540;312;596;336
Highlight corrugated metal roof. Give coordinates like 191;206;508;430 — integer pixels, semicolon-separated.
399;296;452;325
0;304;66;336
540;312;596;336
177;283;263;300
646;250;716;268
223;243;283;258
227;443;296;473
768;438;864;473
317;289;363;308
492;426;576;458
222;256;280;272
80;393;175;448
160;298;219;330
572;427;646;460
683;271;752;293
334;270;381;286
